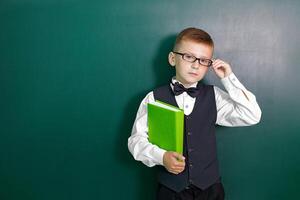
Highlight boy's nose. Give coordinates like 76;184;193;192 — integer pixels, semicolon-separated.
191;61;200;69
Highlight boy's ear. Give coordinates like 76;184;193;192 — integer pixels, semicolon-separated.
168;52;176;67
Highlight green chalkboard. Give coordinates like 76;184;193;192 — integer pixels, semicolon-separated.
1;0;299;199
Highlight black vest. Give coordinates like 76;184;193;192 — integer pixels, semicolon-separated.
153;83;220;192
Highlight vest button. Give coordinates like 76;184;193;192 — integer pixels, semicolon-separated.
188;148;193;153
187;132;192;136
189;164;193;168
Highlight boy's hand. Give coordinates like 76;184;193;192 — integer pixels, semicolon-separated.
212;59;232;79
163;151;185;175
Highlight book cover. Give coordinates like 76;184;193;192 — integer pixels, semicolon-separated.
147;100;184;154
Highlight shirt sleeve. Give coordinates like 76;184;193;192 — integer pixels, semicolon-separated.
127;91;166;167
215;73;262;126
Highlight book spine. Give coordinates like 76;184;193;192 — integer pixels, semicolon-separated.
175;111;184;154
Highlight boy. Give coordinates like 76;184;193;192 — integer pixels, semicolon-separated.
128;27;261;200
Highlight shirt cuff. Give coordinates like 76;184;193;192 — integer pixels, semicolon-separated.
153;146;166;166
220;72;246;92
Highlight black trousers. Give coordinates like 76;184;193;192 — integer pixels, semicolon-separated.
156;182;225;200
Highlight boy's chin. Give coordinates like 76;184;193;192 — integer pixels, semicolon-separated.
176;75;202;85
185;77;202;84
182;78;200;86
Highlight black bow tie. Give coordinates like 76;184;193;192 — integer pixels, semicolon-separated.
171;82;201;98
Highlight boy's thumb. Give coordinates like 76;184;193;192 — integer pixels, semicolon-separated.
172;152;185;160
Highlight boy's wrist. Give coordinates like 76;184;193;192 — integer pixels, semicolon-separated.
223;71;233;78
221;72;237;92
221;72;234;81
156;148;167;166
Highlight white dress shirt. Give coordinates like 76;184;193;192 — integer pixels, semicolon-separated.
128;73;262;167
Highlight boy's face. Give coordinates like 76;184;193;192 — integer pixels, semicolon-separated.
168;40;213;87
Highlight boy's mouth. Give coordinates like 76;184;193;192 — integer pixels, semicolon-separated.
189;72;198;76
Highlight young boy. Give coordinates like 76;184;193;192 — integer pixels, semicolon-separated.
128;27;261;200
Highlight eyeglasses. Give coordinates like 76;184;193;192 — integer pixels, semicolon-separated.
172;51;213;67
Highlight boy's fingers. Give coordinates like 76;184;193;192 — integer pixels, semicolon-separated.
212;61;223;67
171;166;184;172
172;161;185;169
169;169;179;174
174;161;185;167
171;152;185;161
168;169;178;174
212;59;221;64
168;164;185;174
173;166;185;172
170;167;184;174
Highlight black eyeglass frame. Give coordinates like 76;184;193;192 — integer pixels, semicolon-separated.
172;51;213;67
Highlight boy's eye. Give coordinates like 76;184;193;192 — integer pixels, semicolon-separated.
199;59;212;66
184;54;195;60
200;59;208;63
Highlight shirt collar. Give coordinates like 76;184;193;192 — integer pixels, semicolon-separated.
170;76;198;89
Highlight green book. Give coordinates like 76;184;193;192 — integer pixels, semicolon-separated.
147;100;184;154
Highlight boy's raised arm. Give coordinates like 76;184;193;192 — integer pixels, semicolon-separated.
214;73;262;126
